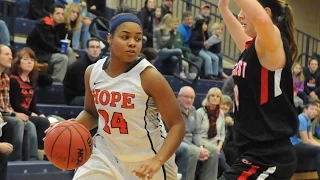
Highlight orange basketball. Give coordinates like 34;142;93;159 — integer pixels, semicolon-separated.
44;121;93;170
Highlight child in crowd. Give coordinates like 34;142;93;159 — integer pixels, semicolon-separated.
205;22;228;79
292;62;308;104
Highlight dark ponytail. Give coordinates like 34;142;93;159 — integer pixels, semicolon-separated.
258;0;297;62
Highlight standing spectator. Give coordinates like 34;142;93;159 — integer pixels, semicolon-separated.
190;19;219;80
175;11;203;76
161;0;173;17
27;0;55;20
304;58;320;101
177;86;219;180
0;20;10;46
206;22;228;79
9;48;51;152
0;45;38;161
195;4;211;25
196;87;225;179
138;0;155;48
63;38;101;106
27;4;77;83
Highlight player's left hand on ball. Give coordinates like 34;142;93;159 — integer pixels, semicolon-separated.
132;157;162;179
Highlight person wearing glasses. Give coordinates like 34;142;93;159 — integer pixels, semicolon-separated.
63;38;102;106
177;86;219;180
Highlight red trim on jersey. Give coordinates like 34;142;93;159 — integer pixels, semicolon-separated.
260;67;269;104
245;37;256;49
237;165;260;180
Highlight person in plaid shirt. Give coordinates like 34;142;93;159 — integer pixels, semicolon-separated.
0;45;38;161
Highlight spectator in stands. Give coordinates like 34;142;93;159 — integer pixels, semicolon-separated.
63;3;82;43
9;47;51;152
290;101;320;176
221;76;234;100
190;19;219;80
27;4;77;83
69;1;94;49
27;0;55;20
293;85;304;114
153;14;185;77
0;45;38;161
153;7;162;28
138;0;155;48
175;11;203;76
304;58;320;101
195;4;211;25
0;20;10;46
177;86;218;180
63;38;101;105
312;101;320;142
161;0;173;17
206;22;228;79
0;114;13;180
292;62;308;104
196;87;225;179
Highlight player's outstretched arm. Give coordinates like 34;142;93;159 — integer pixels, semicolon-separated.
233;0;285;70
218;0;251;52
133;67;186;179
75;65;99;130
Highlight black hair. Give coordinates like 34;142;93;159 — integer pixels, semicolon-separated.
194;19;206;31
86;38;100;48
49;4;64;14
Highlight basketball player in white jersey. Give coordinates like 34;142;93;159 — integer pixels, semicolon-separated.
48;9;186;180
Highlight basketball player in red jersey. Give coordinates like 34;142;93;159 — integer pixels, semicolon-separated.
218;0;298;179
46;8;186;180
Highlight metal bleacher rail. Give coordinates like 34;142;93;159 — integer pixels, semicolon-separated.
122;0;320;65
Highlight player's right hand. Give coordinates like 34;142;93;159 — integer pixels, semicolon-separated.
218;0;230;8
44;118;76;140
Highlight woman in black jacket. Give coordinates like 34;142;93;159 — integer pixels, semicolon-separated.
190;19;219;80
138;0;155;48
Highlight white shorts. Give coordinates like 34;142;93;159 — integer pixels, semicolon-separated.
73;135;178;180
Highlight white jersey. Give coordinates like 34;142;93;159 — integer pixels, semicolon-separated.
90;58;167;162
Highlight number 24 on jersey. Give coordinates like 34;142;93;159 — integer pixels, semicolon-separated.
98;109;128;134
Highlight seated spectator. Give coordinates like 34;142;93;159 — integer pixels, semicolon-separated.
175;11;203;76
9;48;51;152
290;101;320;176
140;48;158;65
177;86;218;180
0;114;13;180
190;19;219;80
197;87;225;179
153;7;162;28
63;38;101;105
206;22;228;79
312;101;320;142
27;0;55;20
195;4;211;25
0;20;10;46
27;4;77;83
292;62;307;104
63;3;82;44
138;0;155;48
304;58;320;101
160;0;173;17
294;85;304;114
153;14;184;77
0;45;38;161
